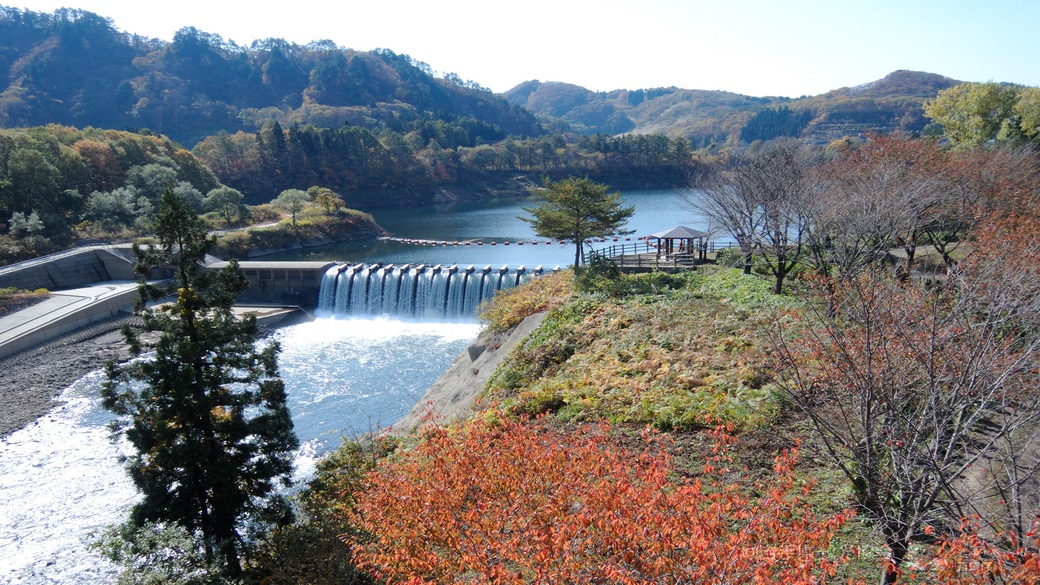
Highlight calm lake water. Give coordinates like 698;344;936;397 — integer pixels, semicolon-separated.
0;189;698;584
269;189;707;267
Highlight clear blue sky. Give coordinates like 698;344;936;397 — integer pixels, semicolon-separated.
10;0;1040;97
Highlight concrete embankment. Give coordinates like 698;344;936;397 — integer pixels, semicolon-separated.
0;282;140;360
0;245;138;292
390;311;548;435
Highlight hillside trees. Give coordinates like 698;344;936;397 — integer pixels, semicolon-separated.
84;186;148;231
194;122;696;206
101;188;298;579
740;106;813;142
772;271;1040;584
0;126;216;238
1;7;543;145
521;176;634;266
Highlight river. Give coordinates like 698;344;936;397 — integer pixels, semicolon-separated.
0;189;699;584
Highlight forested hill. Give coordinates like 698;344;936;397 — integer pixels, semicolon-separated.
0;6;971;154
0;7;540;146
505;71;963;149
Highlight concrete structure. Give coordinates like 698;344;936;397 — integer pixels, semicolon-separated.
0;282;139;359
207;261;336;307
0;245;138;291
0;254;326;360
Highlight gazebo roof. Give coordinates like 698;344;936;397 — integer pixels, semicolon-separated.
649;225;707;239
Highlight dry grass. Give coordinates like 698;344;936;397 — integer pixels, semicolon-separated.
0;287;49;318
486;268;796;431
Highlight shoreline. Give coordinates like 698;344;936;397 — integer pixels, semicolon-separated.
0;306;535;440
0;313;296;439
0;318;134;438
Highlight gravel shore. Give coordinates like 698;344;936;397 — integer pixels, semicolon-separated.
0;319;134;437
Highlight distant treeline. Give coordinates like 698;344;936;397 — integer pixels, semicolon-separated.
0;122;696;262
193;123;696;206
739;107;813;143
0;126;217;238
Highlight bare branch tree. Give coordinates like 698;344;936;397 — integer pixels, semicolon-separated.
806;136;948;281
682;163;762;275
683;140;815;294
771;270;1040;584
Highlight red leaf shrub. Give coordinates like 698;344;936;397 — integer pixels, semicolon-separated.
345;418;853;584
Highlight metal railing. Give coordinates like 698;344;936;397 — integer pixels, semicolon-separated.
587;240;739;270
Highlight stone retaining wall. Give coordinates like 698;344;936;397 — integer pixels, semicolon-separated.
0;247;136;291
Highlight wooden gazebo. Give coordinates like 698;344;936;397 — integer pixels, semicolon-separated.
648;226;708;262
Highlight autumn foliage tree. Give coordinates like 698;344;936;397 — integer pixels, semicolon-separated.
307;185;345;215
345;417;854;584
924;82;1040;149
809;135;949;279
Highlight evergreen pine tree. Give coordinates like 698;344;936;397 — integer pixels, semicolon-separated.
102;187;298;578
521;176;634;266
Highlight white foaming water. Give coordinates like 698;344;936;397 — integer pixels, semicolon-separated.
0;371;135;584
0;316;479;584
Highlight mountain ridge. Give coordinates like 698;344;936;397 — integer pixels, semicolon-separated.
0;6;976;150
503;70;964;148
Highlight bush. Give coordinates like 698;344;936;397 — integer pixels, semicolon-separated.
477;270;573;333
346;417;855;584
574;254;621;292
247;438;397;585
247;203;281;224
91;522;224;585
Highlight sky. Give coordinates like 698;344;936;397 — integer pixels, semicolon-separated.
9;0;1040;97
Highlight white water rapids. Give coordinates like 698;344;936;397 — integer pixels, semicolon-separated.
0;316;479;584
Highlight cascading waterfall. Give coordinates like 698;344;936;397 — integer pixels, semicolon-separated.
318;269;338;309
317;263;557;318
424;266;449;318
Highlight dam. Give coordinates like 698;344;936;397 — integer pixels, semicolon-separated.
0;253;558;358
208;260;556;318
317;263;557;318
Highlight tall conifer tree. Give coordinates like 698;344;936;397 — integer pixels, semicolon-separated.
102;187;298;577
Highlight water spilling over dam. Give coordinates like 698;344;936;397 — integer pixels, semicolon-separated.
317;263;558;318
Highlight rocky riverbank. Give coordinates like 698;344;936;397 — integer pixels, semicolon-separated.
0;318;133;437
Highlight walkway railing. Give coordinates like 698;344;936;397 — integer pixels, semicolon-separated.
587;240;740;271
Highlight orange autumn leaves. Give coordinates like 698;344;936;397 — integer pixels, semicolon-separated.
342;418;1040;584
344;418;853;585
